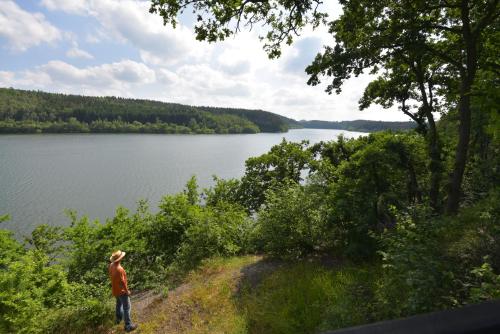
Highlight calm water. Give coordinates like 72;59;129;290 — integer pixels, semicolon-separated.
0;129;363;236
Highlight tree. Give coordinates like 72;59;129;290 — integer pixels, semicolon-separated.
150;0;327;58
353;20;446;212
305;0;499;214
240;139;313;211
150;0;499;214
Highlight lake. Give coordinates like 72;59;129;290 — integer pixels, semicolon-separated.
0;129;363;236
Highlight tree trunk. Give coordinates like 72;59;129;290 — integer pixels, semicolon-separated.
427;116;442;212
445;0;477;215
407;158;422;204
445;79;473;214
413;63;442;212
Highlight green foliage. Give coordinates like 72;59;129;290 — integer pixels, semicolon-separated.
184;175;200;205
466;260;500;304
145;193;202;265
0;248;111;334
0;215;23;269
256;181;329;259
376;192;500;318
203;176;244;208
321;132;427;259
150;0;327;59
24;224;65;261
43;297;112;334
241;262;378;334
148;177;254;271
0;88;295;134
240;139;313;211
1;120;498;333
63;203;154;288
174;202;254;270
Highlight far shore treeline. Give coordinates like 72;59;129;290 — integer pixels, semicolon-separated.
299;119;416;132
0;88;295;134
0;88;415;134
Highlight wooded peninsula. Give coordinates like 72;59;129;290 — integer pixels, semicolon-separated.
0;88;415;134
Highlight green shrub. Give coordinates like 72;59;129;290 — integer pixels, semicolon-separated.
0;215;23;268
256;181;330;259
323;132;428;260
174;202;255;270
0;249;107;334
145;193;202;264
376;191;500;318
203;176;245;208
63;202;154;289
240;139;313;211
43;295;113;334
465;260;500;304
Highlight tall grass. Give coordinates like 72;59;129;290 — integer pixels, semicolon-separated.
138;257;379;334
240;262;379;334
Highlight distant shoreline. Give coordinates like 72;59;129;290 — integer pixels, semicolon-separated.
0;119;414;135
0;87;415;135
298;119;416;132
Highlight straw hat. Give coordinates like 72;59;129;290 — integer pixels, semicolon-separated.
110;250;126;263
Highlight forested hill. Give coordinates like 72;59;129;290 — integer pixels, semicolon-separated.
299;119;416;132
0;88;298;134
0;88;417;134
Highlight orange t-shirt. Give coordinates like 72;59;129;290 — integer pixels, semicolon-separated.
108;263;129;297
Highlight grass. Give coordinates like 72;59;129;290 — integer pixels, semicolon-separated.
240;262;379;334
184;256;255;334
108;256;379;334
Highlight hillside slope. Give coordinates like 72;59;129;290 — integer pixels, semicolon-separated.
0;88;295;134
107;256;377;334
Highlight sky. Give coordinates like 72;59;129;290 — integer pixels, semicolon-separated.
0;0;409;121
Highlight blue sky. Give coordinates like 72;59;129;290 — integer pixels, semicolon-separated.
0;0;407;121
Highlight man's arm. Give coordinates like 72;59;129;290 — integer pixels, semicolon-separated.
120;268;130;295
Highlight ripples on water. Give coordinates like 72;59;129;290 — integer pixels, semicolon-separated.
0;129;363;236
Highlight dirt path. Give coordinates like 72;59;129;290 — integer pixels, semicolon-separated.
106;256;281;334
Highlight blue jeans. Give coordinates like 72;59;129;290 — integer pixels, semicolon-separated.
115;295;132;330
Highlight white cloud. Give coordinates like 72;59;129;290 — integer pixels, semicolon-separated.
0;71;15;86
40;0;90;15
66;45;94;59
0;1;61;52
176;64;251;97
156;68;179;85
3;60;156;96
24;0;410;121
42;60;155;85
216;48;252;76
42;0;208;66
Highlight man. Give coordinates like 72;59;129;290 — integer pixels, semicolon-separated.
108;250;138;332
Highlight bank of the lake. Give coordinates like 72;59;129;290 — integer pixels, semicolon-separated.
0;129;363;236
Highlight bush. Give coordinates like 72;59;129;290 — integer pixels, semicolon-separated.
240;139;313;211
174;202;255;270
255;181;330;259
203;176;245;208
43;291;112;334
0;248;111;334
323;132;427;260
63;202;154;289
0;215;23;268
145;193;203;265
376;191;500;318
